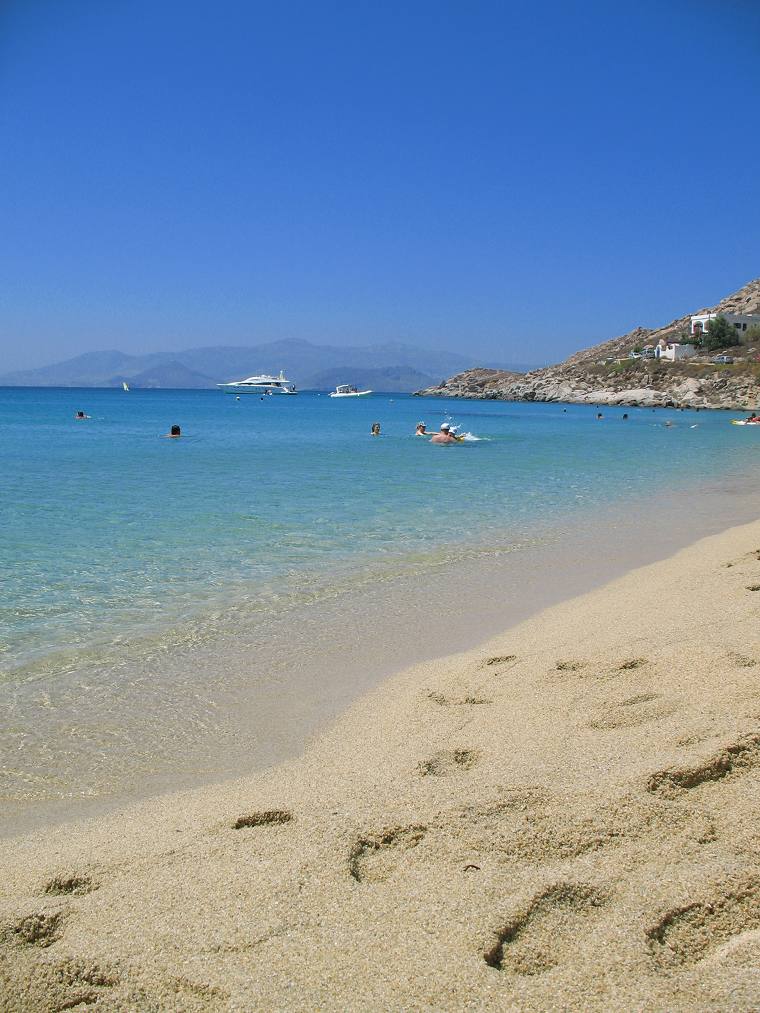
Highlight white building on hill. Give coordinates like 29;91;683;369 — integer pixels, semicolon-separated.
654;339;696;361
691;312;760;338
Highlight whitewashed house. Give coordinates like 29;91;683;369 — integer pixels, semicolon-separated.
691;312;760;339
654;339;696;361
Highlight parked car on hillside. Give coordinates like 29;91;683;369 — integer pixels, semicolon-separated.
712;355;734;364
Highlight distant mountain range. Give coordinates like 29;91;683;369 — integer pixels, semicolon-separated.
0;339;541;393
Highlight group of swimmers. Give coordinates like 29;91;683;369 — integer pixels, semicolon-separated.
370;421;463;443
75;411;182;437
76;413;460;442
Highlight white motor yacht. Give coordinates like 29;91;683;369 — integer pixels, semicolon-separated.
218;370;297;395
328;384;372;398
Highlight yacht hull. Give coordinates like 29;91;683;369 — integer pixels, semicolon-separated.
220;386;297;394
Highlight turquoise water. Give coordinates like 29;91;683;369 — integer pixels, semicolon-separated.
2;386;760;819
2;387;759;676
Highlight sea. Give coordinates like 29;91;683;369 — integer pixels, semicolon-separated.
2;386;760;832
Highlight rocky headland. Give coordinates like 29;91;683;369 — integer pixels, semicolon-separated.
416;279;760;409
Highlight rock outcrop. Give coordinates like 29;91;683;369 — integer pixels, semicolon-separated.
416;279;760;410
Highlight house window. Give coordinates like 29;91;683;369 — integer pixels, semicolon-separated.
743;323;747;330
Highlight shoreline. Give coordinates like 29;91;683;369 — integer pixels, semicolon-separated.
414;390;760;410
2;513;760;1008
4;469;760;837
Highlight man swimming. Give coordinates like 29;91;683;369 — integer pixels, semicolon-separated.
415;422;428;436
430;422;459;444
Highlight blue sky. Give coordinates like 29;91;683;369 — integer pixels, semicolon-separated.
1;0;759;372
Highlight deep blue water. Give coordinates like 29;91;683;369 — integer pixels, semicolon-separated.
2;386;759;680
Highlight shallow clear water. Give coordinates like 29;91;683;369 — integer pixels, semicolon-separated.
1;386;759;825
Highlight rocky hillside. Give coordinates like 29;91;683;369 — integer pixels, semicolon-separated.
416;279;760;410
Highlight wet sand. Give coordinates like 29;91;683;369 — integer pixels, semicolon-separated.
2;518;760;1010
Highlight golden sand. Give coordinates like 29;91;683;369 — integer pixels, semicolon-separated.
2;520;760;1011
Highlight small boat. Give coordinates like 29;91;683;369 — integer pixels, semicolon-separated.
217;370;297;395
122;381;129;391
731;418;760;425
328;384;372;398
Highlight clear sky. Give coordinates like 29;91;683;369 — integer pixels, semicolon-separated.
1;0;759;372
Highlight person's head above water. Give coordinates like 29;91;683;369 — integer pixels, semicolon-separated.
169;424;181;437
440;422;451;431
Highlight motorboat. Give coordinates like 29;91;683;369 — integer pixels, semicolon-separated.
328;384;372;398
218;370;297;395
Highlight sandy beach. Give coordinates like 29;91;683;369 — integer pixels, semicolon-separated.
2;517;760;1011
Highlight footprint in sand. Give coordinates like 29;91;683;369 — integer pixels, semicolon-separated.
484;655;517;667
728;652;758;668
557;657;649;680
460;792;713;864
169;976;230;1004
348;825;427;883
43;873;97;896
586;691;676;730
2;909;66;948
647;732;760;799
616;657;648;671
417;749;480;777
426;691;492;706
1;956;120;1011
232;810;293;830
646;875;760;969
484;882;608;974
555;659;586;673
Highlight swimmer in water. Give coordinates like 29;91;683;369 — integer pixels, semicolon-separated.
430;422;460;444
415;422;428;436
371;422;381;436
163;424;182;438
74;411;90;420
